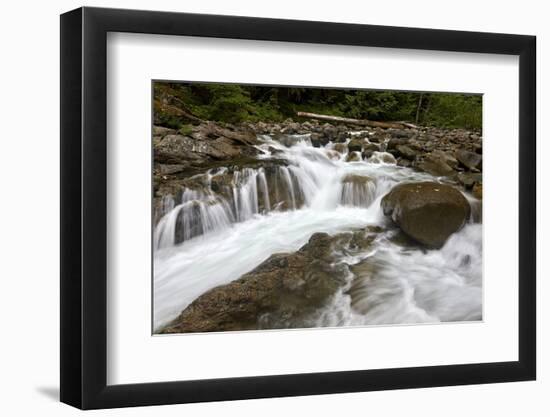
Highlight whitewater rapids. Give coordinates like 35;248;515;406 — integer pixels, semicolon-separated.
153;133;482;331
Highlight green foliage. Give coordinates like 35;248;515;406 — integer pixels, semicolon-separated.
153;82;482;130
421;94;482;130
178;124;194;136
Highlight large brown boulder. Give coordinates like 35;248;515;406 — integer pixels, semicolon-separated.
161;230;379;333
381;182;471;248
455;149;482;172
416;151;457;177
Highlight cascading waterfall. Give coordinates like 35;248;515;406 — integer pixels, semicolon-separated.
153;134;396;248
153;132;482;330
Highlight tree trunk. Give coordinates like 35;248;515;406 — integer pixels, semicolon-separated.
415;93;424;124
296;111;416;129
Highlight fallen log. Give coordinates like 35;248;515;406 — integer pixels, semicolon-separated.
296;111;416;129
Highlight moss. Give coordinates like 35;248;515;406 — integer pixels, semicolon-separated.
178;124;193;136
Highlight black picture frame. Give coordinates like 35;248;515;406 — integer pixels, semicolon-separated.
60;6;536;410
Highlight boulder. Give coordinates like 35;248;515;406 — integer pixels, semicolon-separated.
473;182;483;199
152;125;176;137
333;143;347;154
387;137;410;150
161;233;352;333
155;122;259;166
455;149;482;171
457;172;482;189
362;143;380;159
348;138;364;153
431;150;459;170
368;151;396;164
416;152;456;177
310;133;329;148
394;144;417;160
397;158;412;168
381;182;471;248
346;152;361;162
322;124;338;141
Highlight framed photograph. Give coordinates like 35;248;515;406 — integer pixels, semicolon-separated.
60;6;536;409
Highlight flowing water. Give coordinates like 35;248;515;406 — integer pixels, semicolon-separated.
153;133;482;331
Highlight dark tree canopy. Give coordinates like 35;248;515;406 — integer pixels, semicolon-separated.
154;82;482;130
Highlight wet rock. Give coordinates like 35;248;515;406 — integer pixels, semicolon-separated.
387;137;410;150
455;149;482;171
473;182;483;199
362;143;380;159
348;138;364;153
310;133;329;148
161;233;350;333
394;144;417;160
431;150;459;170
381;182;471;248
335;131;349;143
388;129;414;139
322;124;339;141
416;152;456;177
368;151;396;164
368;132;386;143
397;158;412;168
346;152;362;162
333;143;347;154
457;172;482;189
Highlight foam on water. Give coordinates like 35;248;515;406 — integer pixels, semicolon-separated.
153;133;481;330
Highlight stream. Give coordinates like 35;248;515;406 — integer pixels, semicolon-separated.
153;133;482;331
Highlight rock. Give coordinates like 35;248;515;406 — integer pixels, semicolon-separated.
281;122;301;134
455;149;482;171
397;158;411;168
335;131;349;143
394;145;417;160
388;129;414;139
381;182;471;248
361;143;380;159
348;138;364;153
155;123;259;166
333;143;347;154
457;172;482;188
431;150;459;170
310;133;329;148
341;174;373;186
346;152;361;162
368;151;396;164
153;125;176;137
416;152;456;177
155;164;187;175
368;132;385;143
161;233;351;333
473;182;483;199
322;124;338;141
387;137;410;150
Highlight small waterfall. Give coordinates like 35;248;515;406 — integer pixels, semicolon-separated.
257;168;270;211
341;175;377;208
233;168;260;221
154;192;234;250
153;133;417;250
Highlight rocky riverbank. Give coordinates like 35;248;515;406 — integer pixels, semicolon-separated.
153;118;483;333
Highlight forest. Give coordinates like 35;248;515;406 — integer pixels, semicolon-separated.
153;82;482;130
